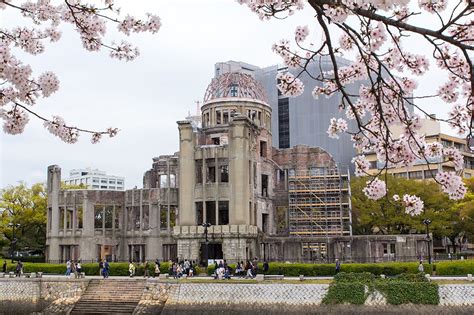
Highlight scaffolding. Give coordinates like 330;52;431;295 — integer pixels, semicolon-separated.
288;168;352;255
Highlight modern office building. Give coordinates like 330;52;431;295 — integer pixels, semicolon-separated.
63;168;125;191
364;118;474;179
215;59;363;173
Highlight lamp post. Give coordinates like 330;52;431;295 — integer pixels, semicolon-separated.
202;222;212;266
8;223;21;263
423;218;432;264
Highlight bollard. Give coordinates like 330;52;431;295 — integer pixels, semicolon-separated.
256;274;264;281
468;274;472;282
299;275;305;281
380;274;386;279
425;274;430;281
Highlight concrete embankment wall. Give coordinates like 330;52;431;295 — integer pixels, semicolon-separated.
1;278;474;314
0;278;89;314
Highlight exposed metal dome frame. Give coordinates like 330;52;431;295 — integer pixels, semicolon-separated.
203;72;269;104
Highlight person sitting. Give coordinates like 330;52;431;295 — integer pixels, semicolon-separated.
245;261;254;279
176;264;183;278
224;267;231;280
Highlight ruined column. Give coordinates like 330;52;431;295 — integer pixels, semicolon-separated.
229;116;250;225
177;121;196;225
47;165;61;262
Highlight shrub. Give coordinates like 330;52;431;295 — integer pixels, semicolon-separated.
4;260;472;277
391;273;428;282
334;272;375;284
324;272;439;305
375;280;439;305
322;282;367;305
434;260;474;276
6;261;174;276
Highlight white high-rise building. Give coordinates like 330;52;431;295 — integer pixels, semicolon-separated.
63;168;125;190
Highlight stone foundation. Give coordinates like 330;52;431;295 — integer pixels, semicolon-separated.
0;278;89;314
0;278;473;314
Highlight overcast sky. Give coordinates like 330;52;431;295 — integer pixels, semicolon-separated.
0;0;456;189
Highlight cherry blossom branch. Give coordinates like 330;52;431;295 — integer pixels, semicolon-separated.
0;0;161;143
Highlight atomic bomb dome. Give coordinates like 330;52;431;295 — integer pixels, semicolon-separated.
203;72;268;105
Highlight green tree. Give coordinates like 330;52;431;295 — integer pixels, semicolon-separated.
351;176;457;239
0;183;47;256
61;182;87;190
450;178;474;251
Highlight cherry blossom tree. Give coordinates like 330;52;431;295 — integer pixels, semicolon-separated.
238;0;473;213
0;0;160;143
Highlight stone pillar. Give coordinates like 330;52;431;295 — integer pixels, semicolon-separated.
81;192;95;261
178;121;196;225
47;165;61;262
229;116;250;225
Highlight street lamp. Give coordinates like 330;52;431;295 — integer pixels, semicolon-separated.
8;223;21;263
202;222;212;266
423;218;432;264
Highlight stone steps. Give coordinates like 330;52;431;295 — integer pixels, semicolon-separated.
70;279;146;315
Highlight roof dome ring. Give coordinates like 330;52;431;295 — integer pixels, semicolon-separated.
203;72;269;104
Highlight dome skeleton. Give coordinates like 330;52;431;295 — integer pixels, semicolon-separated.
203;72;269;104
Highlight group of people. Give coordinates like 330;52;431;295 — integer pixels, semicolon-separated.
56;257;343;279
128;259;163;278
168;259;196;279
65;259;83;278
215;258;270;279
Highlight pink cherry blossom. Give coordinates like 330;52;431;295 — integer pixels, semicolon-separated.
276;72;304;96
91;133;102;144
352;155;370;176
363;178;387;200
295;25;309;43
1;107;29;135
327;118;348;139
435;171;467;200
1;0;161;143
38;71;59;97
402;194;424;216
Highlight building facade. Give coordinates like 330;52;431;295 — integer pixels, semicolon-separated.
46;72;431;264
63;168;125;191
364;118;474;179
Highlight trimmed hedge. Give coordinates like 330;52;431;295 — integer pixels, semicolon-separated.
375;280;439;305
322;282;367;305
3;262;175;276
3;260;472;277
208;262;438;276
433;260;474;276
323;272;439;305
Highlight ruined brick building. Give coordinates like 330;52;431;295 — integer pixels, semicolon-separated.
46;73;430;264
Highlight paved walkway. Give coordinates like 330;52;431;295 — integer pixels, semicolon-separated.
35;274;472;281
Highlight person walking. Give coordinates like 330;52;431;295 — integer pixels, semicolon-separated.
418;261;424;274
2;260;7;273
144;261;150;278
99;260;104;277
154;262;160;278
71;261;78;278
129;261;136;278
263;261;269;273
15;261;23;277
65;259;71;278
76;260;82;276
335;259;341;274
103;260;109;278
